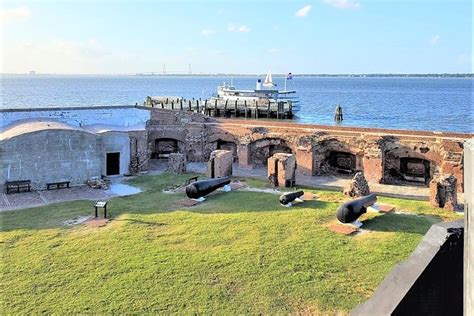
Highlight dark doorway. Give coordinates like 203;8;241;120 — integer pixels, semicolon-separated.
400;157;430;184
106;152;120;175
329;151;356;175
154;138;179;159
216;140;238;162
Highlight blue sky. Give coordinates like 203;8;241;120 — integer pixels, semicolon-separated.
1;0;472;74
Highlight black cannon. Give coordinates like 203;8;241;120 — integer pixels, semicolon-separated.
185;177;231;199
279;190;304;205
336;194;377;223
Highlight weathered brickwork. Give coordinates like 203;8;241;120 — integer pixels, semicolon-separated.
267;153;296;187
2;108;469;195
129;130;150;173
168;153;186;173
344;172;370;197
429;174;458;210
143;109;471;192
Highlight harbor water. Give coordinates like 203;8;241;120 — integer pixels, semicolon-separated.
1;75;472;133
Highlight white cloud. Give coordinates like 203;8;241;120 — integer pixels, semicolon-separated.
295;5;312;17
430;35;440;46
201;29;216;37
267;48;279;54
457;52;472;65
1;5;31;23
238;25;251;32
228;24;251;33
323;0;360;10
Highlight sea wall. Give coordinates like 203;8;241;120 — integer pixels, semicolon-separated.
0;106;150;128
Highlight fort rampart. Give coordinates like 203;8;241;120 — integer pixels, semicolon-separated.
1;106;471;193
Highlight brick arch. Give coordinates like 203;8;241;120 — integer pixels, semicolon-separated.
148;131;187;159
148;130;186;144
382;142;442;185
207;132;239;145
312;138;363;176
248;137;294;166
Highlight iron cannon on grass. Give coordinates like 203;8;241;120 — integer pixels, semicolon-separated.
279;190;304;205
185;177;231;199
336;194;377;223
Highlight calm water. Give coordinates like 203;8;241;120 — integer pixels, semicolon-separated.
1;75;472;133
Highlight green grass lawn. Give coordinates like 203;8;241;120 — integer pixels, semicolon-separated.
0;174;462;314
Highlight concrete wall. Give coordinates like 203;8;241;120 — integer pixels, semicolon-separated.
1;129;102;189
464;138;474;316
1;106;150;128
100;132;131;175
352;220;464;316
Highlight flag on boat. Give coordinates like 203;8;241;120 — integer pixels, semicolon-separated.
286;72;293;80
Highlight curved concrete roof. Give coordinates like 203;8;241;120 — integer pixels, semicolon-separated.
0;119;94;141
82;123;145;133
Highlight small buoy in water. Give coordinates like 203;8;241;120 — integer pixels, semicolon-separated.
335;104;343;122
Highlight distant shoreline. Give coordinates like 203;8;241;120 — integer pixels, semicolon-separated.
2;73;473;78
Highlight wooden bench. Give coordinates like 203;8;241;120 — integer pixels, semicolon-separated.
46;181;70;190
5;180;31;194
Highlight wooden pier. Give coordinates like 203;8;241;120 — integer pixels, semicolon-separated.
145;96;294;119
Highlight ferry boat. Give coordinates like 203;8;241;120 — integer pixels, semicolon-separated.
211;72;301;114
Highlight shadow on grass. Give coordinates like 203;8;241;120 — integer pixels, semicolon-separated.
362;212;442;235
115;218;167;227
0;186;338;232
0;173;443;234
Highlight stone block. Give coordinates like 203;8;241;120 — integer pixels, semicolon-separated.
363;155;383;183
429;174;457;211
343;171;370;197
267;153;296;187
207;150;233;178
168;153;186;173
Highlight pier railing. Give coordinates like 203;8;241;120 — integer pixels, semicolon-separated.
144;96;294;119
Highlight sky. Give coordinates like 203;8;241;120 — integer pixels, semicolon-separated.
1;0;472;74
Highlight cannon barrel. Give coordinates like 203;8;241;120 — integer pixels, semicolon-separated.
279;190;304;205
336;194;377;223
185;177;231;199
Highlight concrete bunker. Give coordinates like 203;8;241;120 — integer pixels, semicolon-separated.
248;138;293;167
313;139;361;176
383;146;437;185
99;131;132;177
0;120;103;190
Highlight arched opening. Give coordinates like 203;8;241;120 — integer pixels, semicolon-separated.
249;138;293;167
383;147;436;185
328;151;357;175
313;139;360;176
152;138;183;159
